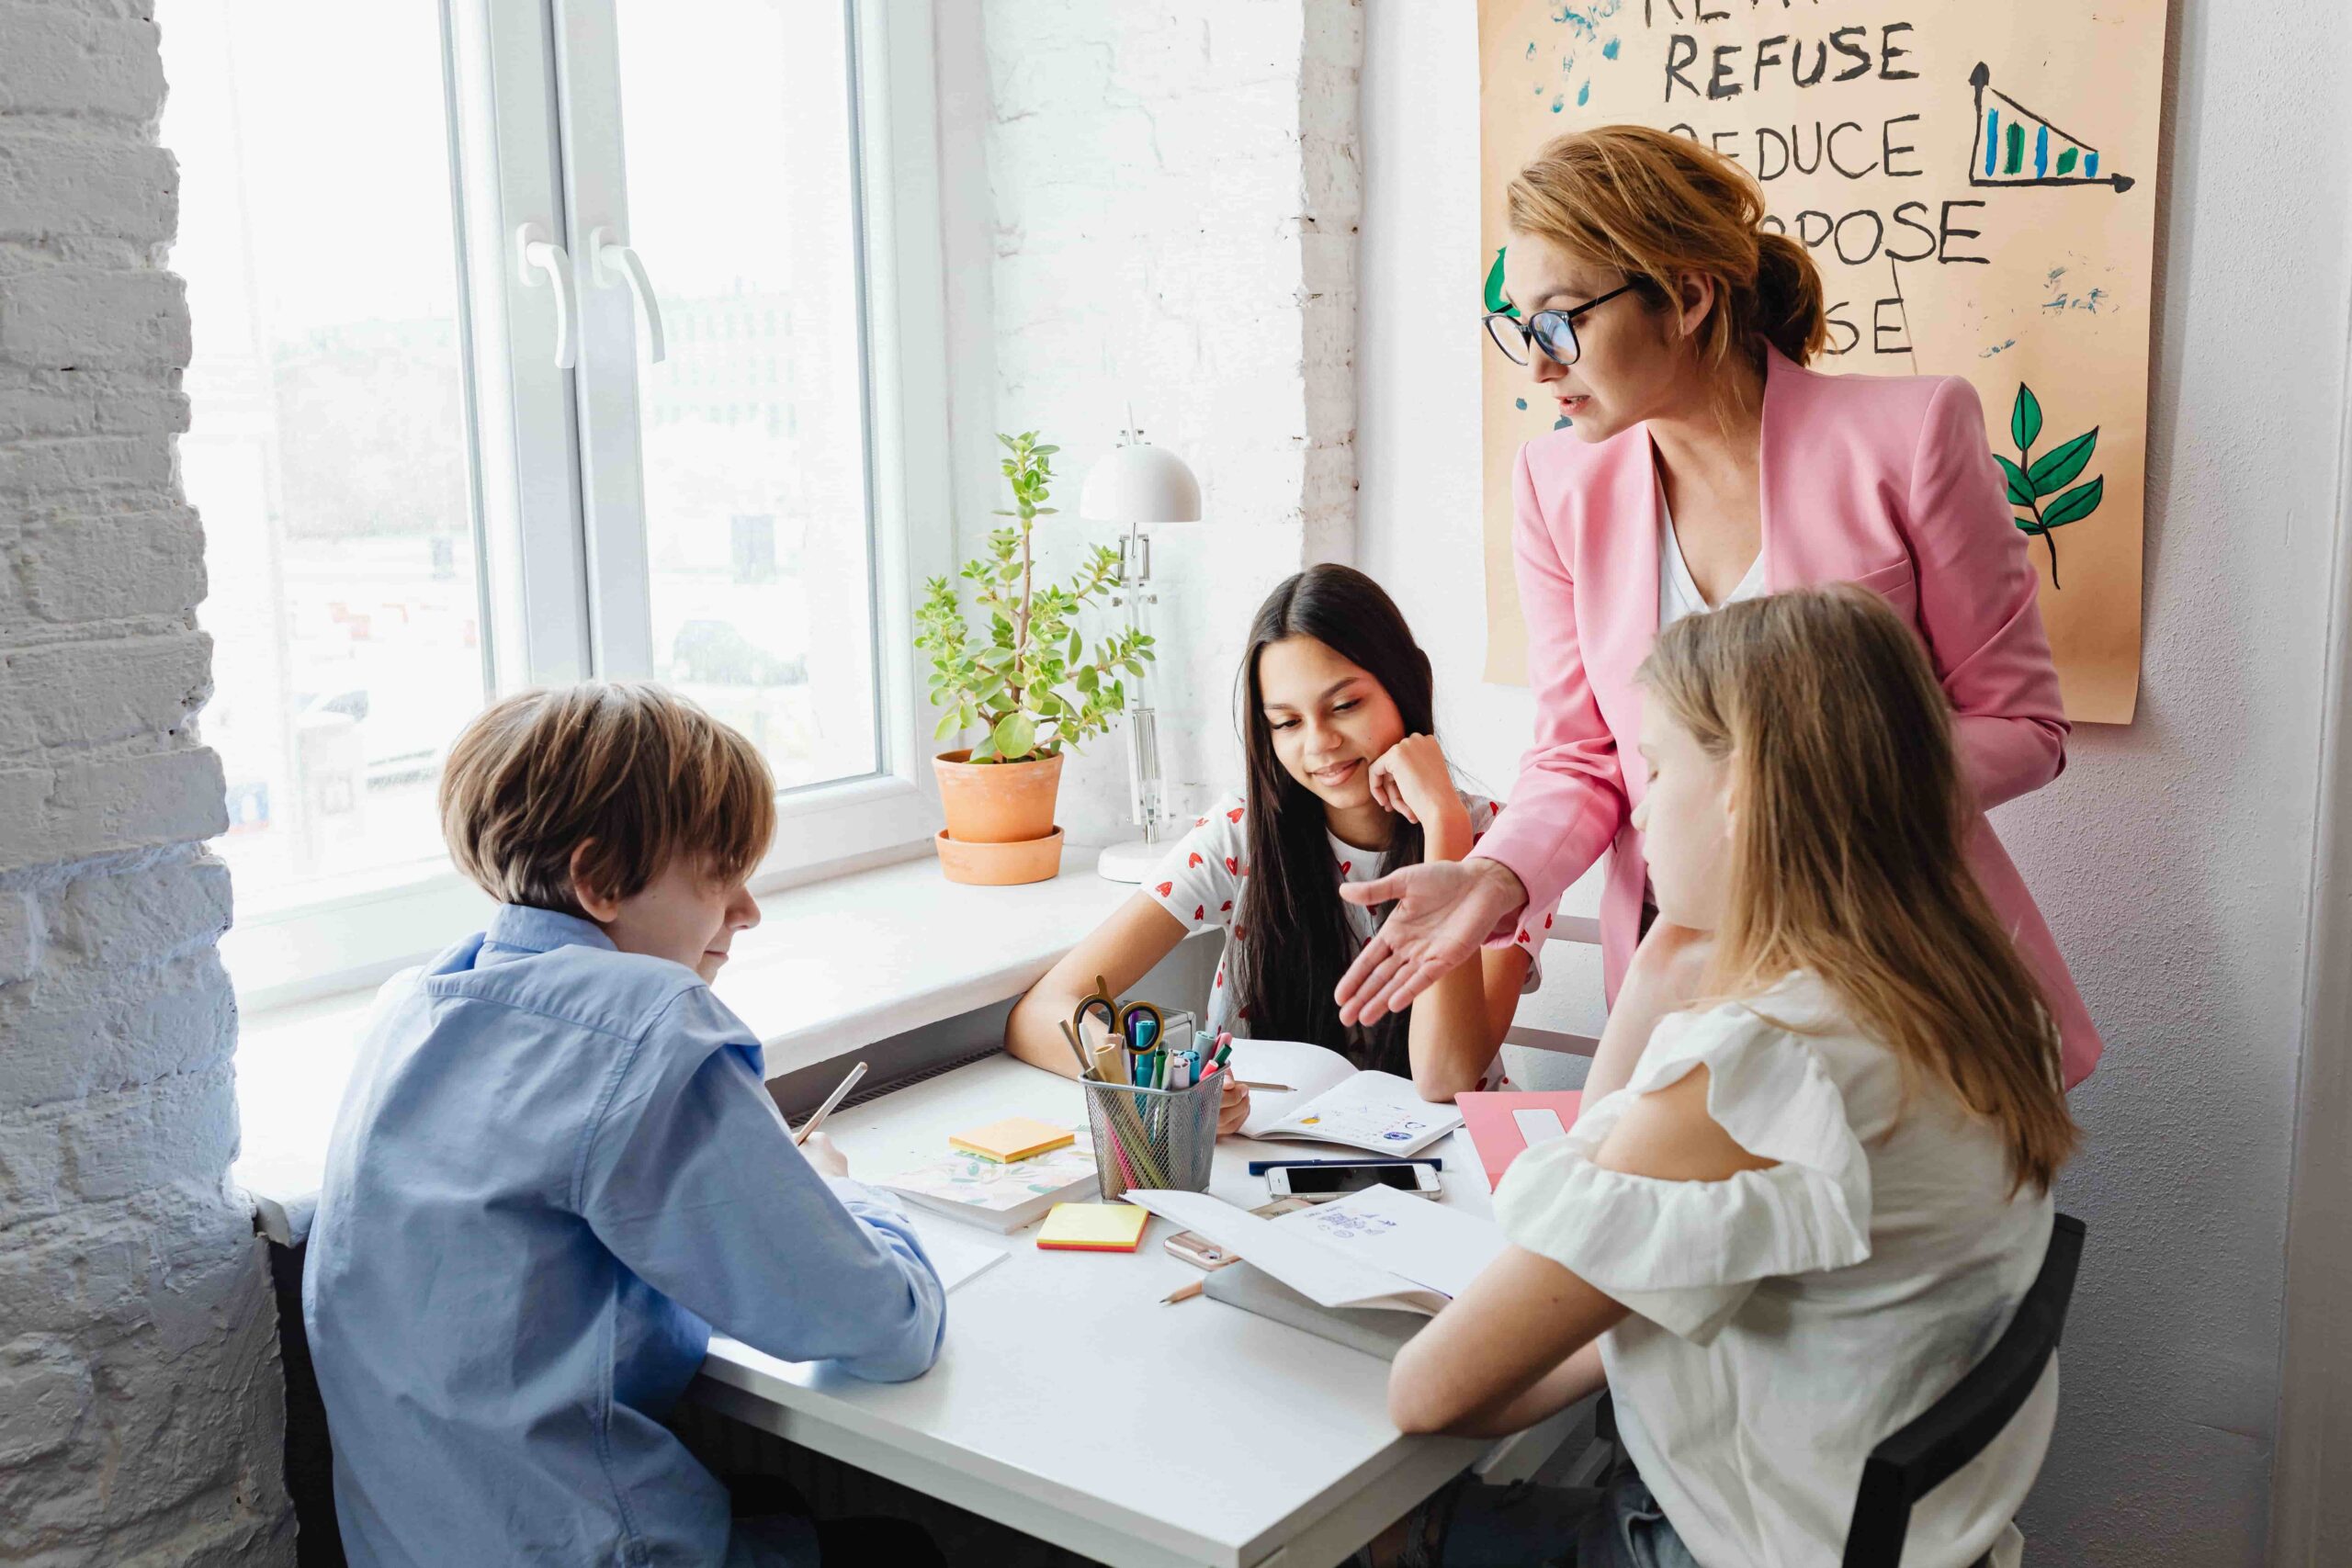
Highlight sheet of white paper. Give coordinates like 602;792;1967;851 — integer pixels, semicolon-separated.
906;1217;1009;1293
1257;1069;1465;1155
1271;1184;1509;1301
1124;1189;1441;1313
1511;1108;1569;1146
1232;1039;1360;1139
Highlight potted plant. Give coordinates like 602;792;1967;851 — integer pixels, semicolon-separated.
915;431;1153;884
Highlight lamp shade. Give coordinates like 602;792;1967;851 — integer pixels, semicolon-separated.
1078;440;1202;525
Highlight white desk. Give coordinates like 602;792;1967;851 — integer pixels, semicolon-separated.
691;1053;1542;1568
235;849;1605;1245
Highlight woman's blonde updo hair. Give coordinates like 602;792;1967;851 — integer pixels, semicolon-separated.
1506;124;1826;376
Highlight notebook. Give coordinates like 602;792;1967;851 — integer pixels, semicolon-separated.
904;1217;1011;1293
949;1116;1076;1163
1126;1184;1507;1315
1455;1090;1585;1190
1035;1202;1149;1252
1201;1263;1422;1361
877;1134;1098;1234
1231;1039;1465;1156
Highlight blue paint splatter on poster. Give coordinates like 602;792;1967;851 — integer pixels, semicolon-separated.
1577;81;1590;107
1602;38;1620;60
1516;398;1529;410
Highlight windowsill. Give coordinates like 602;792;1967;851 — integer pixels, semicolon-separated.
233;845;1146;1245
231;847;1606;1247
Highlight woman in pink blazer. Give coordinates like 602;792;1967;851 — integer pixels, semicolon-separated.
1339;126;2099;1094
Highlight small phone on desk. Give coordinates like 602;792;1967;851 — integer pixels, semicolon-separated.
1265;1161;1442;1201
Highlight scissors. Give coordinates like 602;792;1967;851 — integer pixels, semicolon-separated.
1072;975;1165;1083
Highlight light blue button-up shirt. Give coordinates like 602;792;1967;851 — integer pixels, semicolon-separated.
303;904;945;1566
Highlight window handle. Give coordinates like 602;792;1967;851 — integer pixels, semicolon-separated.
588;227;667;364
514;221;578;370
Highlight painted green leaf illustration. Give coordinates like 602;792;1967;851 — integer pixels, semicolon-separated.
2028;427;2099;496
1995;454;2034;506
2039;475;2105;530
1997;381;2098;590
2011;383;2042;450
1485;246;1518;318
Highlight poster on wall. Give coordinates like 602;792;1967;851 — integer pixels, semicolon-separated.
1477;1;2166;722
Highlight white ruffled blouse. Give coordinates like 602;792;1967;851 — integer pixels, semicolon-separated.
1495;974;2055;1568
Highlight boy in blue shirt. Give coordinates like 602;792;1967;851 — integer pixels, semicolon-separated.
304;683;946;1566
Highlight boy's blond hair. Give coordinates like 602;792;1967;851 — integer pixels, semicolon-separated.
1638;585;2078;1193
438;682;775;918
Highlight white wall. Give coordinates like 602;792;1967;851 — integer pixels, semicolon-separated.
1357;2;2346;1561
0;2;293;1560
941;0;1363;844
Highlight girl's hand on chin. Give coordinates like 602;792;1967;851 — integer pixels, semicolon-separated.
1367;734;1455;828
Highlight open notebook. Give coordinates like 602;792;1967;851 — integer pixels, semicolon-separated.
1229;1039;1466;1156
1128;1184;1507;1316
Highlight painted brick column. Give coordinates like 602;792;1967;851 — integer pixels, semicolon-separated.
0;2;294;1560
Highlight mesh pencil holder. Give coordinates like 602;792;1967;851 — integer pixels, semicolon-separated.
1080;1072;1219;1201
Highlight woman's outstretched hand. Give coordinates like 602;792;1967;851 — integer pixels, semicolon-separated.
1334;858;1529;1026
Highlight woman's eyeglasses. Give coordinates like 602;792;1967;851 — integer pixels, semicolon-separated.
1483;281;1642;367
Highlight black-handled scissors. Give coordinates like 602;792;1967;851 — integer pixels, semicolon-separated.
1071;974;1165;1078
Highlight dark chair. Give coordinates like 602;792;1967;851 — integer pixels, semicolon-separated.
1589;1213;2086;1568
1841;1212;2086;1566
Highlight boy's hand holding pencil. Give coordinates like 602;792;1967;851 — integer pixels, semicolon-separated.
799;1131;850;1179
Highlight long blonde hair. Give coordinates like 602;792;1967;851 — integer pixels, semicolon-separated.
1506;125;1827;375
1638;586;2077;1191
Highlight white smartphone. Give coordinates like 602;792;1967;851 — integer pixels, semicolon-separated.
1265;1162;1442;1201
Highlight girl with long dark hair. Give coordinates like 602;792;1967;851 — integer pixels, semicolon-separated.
1007;565;1541;1127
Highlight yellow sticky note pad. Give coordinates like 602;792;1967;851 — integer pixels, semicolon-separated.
1035;1202;1148;1253
949;1117;1076;1164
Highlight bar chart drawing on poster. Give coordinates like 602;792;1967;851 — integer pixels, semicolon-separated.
1476;1;2167;722
1969;63;2134;193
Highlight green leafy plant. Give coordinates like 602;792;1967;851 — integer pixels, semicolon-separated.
914;431;1154;763
1997;383;2104;590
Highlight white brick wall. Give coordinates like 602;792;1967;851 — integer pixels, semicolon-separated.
0;1;294;1560
955;0;1363;843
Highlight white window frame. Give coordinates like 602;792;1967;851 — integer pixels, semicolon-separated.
217;0;951;1011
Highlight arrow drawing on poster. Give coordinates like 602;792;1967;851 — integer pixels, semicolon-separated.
1969;62;2135;193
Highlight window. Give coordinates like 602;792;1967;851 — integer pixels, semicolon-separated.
164;0;950;1009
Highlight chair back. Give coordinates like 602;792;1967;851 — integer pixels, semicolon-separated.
1840;1212;2086;1566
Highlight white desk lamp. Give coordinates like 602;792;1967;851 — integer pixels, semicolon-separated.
1079;415;1202;882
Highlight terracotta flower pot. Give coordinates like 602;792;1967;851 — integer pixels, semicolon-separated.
933;749;1064;845
933;828;1065;886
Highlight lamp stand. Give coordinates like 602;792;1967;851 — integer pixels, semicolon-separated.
1097;519;1169;883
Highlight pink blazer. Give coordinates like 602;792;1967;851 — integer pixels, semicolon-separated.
1473;349;2100;1086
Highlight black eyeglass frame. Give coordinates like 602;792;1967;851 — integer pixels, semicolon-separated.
1483;280;1643;367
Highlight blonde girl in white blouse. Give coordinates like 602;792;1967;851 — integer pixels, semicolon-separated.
1382;585;2078;1568
1006;566;1543;1119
